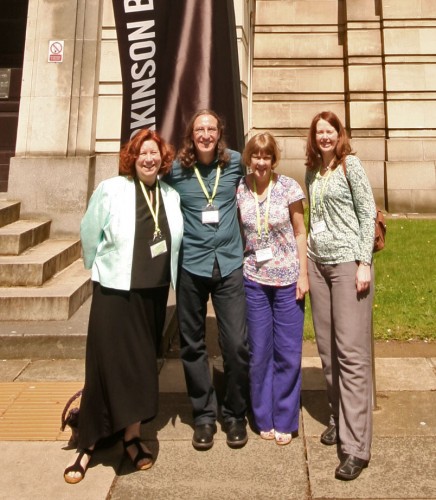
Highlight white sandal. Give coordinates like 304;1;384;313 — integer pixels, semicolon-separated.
274;431;292;446
259;429;275;440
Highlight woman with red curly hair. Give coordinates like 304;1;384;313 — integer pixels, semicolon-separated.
64;129;183;484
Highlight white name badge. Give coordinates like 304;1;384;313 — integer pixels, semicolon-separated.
202;207;220;224
150;238;168;258
255;247;273;263
312;220;327;235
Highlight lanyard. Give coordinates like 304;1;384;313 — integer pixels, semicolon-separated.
140;179;161;238
194;165;221;205
253;173;273;239
311;169;332;219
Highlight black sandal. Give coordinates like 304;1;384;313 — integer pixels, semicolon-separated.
64;448;93;484
123;437;153;470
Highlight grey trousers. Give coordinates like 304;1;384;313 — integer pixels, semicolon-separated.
308;259;374;461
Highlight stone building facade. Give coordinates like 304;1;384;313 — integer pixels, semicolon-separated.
4;0;436;237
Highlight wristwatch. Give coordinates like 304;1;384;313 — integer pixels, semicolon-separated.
360;261;371;266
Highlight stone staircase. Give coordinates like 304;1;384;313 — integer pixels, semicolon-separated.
0;200;92;321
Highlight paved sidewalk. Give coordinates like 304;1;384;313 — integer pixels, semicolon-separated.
1;295;436;499
1;345;436;499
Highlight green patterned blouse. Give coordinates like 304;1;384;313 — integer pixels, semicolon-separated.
305;155;376;265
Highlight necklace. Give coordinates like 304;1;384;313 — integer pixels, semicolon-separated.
320;158;335;173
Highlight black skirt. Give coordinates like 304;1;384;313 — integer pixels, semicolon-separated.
77;282;169;449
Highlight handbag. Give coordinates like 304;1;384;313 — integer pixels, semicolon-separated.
60;388;83;447
373;208;386;252
342;160;386;253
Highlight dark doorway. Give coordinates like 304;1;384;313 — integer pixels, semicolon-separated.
0;0;29;192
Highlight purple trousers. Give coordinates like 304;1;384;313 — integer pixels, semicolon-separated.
244;277;304;434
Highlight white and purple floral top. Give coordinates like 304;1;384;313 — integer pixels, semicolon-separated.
237;174;305;287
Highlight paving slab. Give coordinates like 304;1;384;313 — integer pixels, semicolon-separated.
14;358;85;382
373;391;436;436
0;359;31;381
302;357;436;392
375;357;436;391
306;436;436;499
159;358;187;393
302;357;325;390
111;438;309;500
0;441;120;500
302;390;436;439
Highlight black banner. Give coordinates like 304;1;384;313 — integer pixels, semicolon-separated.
112;0;244;152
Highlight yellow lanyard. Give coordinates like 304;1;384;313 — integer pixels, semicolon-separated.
194;165;221;205
311;169;332;219
253;173;273;239
140;179;161;238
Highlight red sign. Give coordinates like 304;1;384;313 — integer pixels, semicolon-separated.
48;41;64;63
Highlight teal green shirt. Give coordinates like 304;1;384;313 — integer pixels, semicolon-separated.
165;149;244;278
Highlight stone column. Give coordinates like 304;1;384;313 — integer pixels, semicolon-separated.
234;0;256;139
381;0;436;213
8;0;104;235
344;0;387;207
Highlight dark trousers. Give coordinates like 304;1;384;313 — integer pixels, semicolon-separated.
176;265;249;425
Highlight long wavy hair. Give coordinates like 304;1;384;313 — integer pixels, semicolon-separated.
305;111;354;171
242;132;281;170
177;109;230;169
119;128;175;177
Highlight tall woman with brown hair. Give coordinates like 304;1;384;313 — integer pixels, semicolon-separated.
63;129;183;484
305;111;376;481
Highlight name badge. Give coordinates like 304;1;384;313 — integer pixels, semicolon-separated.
312;220;327;235
149;237;168;258
255;246;273;263
202;205;219;224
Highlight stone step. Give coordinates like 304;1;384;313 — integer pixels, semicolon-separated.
0;259;92;321
0;219;51;255
0;200;20;228
0;239;81;286
0;289;178;359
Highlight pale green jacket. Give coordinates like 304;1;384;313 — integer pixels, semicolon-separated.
80;175;183;290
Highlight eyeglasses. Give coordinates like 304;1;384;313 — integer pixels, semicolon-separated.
193;127;218;136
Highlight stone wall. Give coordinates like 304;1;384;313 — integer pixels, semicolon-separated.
252;0;436;212
6;0;436;234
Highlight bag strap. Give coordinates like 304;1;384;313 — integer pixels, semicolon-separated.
341;158;352;193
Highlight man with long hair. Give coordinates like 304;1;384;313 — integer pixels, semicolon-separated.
165;109;249;451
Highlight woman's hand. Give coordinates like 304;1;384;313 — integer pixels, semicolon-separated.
356;263;371;293
296;274;309;300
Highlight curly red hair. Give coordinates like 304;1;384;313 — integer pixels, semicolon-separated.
305;111;354;171
119;128;175;177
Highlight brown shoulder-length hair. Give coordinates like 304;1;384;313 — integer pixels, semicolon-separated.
119;128;175;177
305;111;354;171
177;109;230;169
242;132;281;169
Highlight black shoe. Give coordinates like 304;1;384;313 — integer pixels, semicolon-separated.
335;454;368;481
192;423;216;450
226;420;248;448
320;424;338;446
